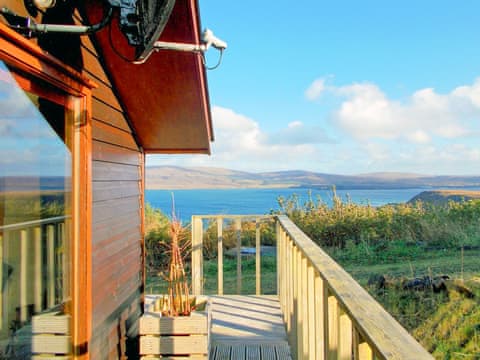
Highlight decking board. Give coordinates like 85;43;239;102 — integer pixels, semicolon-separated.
210;295;292;360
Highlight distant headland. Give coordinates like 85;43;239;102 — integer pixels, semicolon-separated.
145;166;480;190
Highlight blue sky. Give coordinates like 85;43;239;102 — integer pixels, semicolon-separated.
156;1;476;175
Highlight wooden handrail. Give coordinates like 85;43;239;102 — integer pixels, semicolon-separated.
276;215;433;360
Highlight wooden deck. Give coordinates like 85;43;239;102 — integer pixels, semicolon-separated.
209;295;292;360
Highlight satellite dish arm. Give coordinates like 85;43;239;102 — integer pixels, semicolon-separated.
150;29;227;52
135;28;226;64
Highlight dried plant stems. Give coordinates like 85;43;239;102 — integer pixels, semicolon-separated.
164;216;191;316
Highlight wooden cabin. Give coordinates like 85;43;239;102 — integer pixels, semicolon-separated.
0;1;437;359
0;0;212;358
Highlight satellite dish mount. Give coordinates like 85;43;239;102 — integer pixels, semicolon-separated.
0;0;227;65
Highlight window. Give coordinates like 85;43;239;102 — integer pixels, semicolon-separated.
0;24;94;356
0;60;75;357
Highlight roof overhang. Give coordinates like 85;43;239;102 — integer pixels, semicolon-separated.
83;0;213;154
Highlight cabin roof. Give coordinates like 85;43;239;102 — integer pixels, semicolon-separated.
83;0;213;154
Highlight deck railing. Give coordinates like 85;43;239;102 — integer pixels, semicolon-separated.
276;215;433;360
192;214;433;359
0;216;69;330
191;215;274;295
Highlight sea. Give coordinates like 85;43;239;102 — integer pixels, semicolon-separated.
145;187;480;222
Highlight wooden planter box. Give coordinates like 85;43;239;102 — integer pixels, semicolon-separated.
139;295;211;359
31;311;71;359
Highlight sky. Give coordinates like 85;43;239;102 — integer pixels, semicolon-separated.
0;61;70;177
149;1;479;175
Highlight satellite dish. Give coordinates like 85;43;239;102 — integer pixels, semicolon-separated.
108;0;176;61
136;0;176;61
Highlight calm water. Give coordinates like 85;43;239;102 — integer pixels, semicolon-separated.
145;187;466;222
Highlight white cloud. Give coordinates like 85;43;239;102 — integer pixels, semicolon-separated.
149;78;480;175
148;106;334;172
288;121;302;128
208;107;329;168
305;78;327;100
307;77;480;144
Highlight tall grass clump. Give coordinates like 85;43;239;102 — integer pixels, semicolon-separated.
276;189;480;251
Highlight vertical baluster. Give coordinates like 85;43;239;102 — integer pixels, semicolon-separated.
276;221;282;299
34;226;42;313
235;219;242;294
291;243;298;360
285;233;292;334
307;264;316;359
296;250;303;360
327;295;338;360
314;273;327;360
255;218;261;295
339;308;353;360
47;224;55;308
353;330;373;360
217;217;223;295
301;254;309;359
191;216;203;295
58;221;68;303
20;229;28;322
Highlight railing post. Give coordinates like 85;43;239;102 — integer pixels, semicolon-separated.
20;229;28;322
291;243;298;360
339;308;353;360
276;219;282;299
255;218;261;295
47;224;55;309
327;294;338;360
315;273;327;360
354;330;374;360
235;219;242;294
286;233;292;335
58;222;69;303
217;217;223;295
307;264;316;359
301;253;309;360
34;226;42;313
191;216;203;295
296;249;303;360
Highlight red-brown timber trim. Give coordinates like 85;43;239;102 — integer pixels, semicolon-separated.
140;152;146;309
0;22;95;359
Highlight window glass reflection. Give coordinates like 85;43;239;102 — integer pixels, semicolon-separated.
0;61;72;358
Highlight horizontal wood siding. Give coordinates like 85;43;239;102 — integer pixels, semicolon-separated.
81;31;144;360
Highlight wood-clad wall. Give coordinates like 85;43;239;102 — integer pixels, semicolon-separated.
81;34;144;360
1;2;145;358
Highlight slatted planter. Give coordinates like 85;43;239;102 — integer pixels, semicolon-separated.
139;295;211;359
31;311;71;359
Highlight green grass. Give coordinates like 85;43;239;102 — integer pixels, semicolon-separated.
328;243;480;284
146;255;277;295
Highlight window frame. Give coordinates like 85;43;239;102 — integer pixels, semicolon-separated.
0;23;95;359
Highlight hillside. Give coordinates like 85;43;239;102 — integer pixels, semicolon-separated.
409;190;480;205
145;166;480;190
